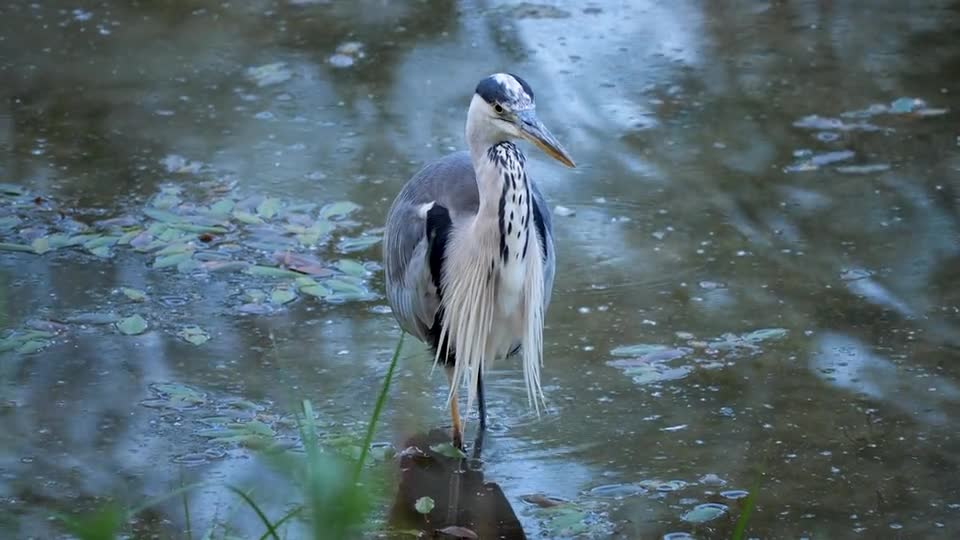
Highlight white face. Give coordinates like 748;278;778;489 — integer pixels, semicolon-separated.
467;94;524;142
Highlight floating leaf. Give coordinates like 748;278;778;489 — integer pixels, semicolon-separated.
335;259;368;277
154;252;192;269
245;265;302;278
0;242;35;253
337;234;381;252
270;287;297;305
156;242;193;256
275;251;332;276
741;328;788;343
681;503;727;523
292;220;333;246
88;245;112;258
300;284;332;298
320;201;360;220
143;207;185;223
31;237;51;255
177;325;210;345
0;216;21;230
17;340;49;354
257;197;282;219
208;198;235;216
116;314;148;335
610;344;669;357
232;210;263;225
121;287;147;302
414;496;435;515
429;442;466;459
116;228;143;246
0;183;26;196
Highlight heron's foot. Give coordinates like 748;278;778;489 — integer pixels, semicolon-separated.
452;426;464;451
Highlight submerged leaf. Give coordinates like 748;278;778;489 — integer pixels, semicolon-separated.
320;201;360;220
257;197;282;219
121;287;147;302
154;252;192;269
177;325;210;345
414;496;435;515
31;237;51;255
429;442;466;459
681;503;728;523
335;259;368;277
116;314;148;335
270;287;297;305
0;242;35;253
232;210;263;225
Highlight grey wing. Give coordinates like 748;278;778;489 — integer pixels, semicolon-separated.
382;152;481;342
530;178;556;312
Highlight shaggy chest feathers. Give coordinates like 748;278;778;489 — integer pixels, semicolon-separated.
493;142;534;316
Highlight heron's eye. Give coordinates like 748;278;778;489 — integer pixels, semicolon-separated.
494;103;504;114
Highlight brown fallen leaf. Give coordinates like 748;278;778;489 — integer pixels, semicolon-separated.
273;250;334;276
520;493;565;508
436;526;478;539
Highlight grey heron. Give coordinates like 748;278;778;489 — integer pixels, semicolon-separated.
383;73;574;449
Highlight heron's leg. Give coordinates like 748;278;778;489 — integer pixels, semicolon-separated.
477;367;487;431
445;366;464;450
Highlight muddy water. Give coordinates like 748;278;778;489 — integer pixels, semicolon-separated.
2;1;960;538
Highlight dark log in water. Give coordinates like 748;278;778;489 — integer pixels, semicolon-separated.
388;429;525;539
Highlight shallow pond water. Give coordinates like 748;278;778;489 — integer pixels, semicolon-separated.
2;1;960;538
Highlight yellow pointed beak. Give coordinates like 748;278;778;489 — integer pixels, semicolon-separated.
516;110;576;168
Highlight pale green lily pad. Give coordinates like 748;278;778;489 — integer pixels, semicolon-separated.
414;496;435;515
610;344;669;357
270;287;297;305
156;242;193;256
300;285;332;298
154;252;192;269
335;259;368;277
742;328;788;343
143;207;185;223
88;245;112;258
121;287;147;302
0;216;21;230
337;235;381;252
681;503;727;523
209;198;235;216
291;220;333;246
117;314;148;335
0;331;55;353
257;197;282;219
17;340;49;354
319;201;360;220
31;237;51;255
232;210;263;225
116;228;143;245
0;183;26;196
243;289;267;303
177;325;210;345
142;382;206;410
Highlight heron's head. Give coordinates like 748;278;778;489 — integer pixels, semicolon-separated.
468;73;575;168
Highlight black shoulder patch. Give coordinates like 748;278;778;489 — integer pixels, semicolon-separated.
425;203;452;293
531;197;548;263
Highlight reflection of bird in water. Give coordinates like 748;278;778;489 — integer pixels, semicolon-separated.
383;73;575;448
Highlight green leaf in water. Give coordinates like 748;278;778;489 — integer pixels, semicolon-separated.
742;328;788;343
116;228;143;246
293;220;333;246
31;237;51;255
232;210;263;225
143;207;185;223
84;235;119;250
177;258;201;273
209;198;235;216
17;340;49;354
0;216;21;230
117;314;148;336
300;285;332;298
337;235;381;252
177;325;210;346
87;245;112;258
610;344;669;357
257;197;282;219
154;252;192;269
414;496;435;515
429;442;466;459
121;287;147;302
243;289;267;303
270;287;297;305
681;503;727;524
320;201;360;220
0;183;26;196
245;265;302;278
0;242;35;253
156;242;193;256
335;259;368;277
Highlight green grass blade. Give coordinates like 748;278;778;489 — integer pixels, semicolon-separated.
226;485;281;540
181;472;193;540
258;506;303;540
731;477;760;540
353;332;404;483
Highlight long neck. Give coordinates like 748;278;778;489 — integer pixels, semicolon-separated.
464;95;528;217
